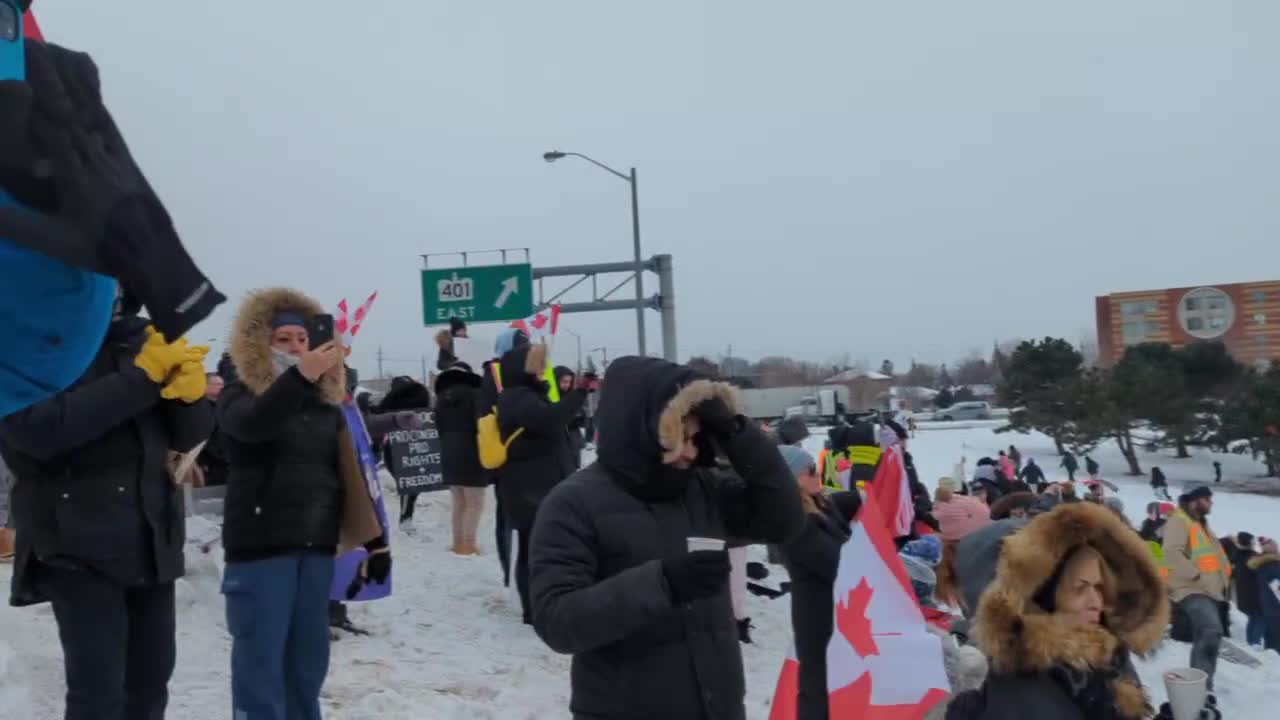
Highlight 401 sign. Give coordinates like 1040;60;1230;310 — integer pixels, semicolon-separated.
421;263;534;326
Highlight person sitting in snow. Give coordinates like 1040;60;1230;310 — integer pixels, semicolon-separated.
529;356;803;720
945;503;1167;720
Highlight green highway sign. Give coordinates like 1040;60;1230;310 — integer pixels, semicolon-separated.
421;263;534;325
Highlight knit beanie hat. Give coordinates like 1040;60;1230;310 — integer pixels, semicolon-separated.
900;554;937;606
937;476;963;494
778;445;816;479
935;495;993;542
902;535;943;567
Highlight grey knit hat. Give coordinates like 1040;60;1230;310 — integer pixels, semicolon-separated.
778;445;816;479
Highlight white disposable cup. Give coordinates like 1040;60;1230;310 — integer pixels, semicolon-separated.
1163;668;1208;720
687;537;726;553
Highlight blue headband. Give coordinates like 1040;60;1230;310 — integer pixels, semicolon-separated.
272;311;307;330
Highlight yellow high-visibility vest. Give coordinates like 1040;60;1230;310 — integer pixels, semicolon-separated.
492;361;560;403
1160;510;1231;581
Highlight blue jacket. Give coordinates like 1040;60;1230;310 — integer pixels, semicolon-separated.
0;190;116;419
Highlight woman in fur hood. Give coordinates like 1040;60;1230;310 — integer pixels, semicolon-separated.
217;287;386;720
946;502;1168;720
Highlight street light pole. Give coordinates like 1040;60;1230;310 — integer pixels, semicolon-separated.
565;329;584;375
628;167;646;357
544;150;647;357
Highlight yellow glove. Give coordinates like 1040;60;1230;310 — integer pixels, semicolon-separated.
161;361;208;403
134;326;190;383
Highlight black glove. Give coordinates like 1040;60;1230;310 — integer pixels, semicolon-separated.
693;397;740;441
345;536;392;599
662;550;730;604
0;41;224;338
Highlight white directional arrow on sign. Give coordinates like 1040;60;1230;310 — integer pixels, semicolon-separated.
494;276;519;309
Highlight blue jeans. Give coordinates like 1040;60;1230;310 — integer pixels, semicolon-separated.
223;554;335;720
1177;594;1224;690
1246;614;1266;647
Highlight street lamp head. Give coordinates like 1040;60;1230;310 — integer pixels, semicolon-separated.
543;150;567;163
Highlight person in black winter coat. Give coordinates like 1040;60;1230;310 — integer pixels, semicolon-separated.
217;288;386;719
0;293;214;720
529;356;805;720
1017;458;1046;492
1228;532;1265;646
1060;451;1078;482
479;327;531;584
555;365;588;469
1084;455;1100;478
945;503;1166;720
1151;467;1170;499
374;377;433;526
496;342;588;623
778;445;856;720
1248;540;1280;652
435;361;487;554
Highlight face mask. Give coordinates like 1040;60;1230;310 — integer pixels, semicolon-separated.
271;348;301;378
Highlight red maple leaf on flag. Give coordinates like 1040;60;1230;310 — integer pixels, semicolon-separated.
836;578;880;658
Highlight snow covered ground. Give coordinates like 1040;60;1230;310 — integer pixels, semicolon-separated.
1;425;1278;719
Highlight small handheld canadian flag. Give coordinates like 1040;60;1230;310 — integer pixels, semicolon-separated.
335;292;378;351
511;305;561;344
769;498;949;720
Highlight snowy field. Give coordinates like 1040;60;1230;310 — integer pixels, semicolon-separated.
2;425;1279;719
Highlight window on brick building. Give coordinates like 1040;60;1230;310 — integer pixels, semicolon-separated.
1253;291;1268;304
1122;320;1154;345
1120;300;1157;317
1179;287;1234;340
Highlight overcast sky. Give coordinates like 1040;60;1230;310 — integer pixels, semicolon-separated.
36;1;1280;377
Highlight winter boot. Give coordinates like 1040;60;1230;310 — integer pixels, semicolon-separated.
0;528;14;561
737;618;754;644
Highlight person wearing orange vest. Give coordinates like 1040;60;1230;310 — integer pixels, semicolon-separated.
1161;485;1231;690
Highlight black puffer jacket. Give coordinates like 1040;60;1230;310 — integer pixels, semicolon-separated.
530;356;805;720
1232;546;1262;618
780;493;856;720
555;365;587;469
496;344;587;530
434;363;486;488
217;288;358;562
0;315;213;605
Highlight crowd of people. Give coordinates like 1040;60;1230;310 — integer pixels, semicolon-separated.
4;287;1280;719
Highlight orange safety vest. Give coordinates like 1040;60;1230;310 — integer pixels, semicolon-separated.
1159;510;1231;581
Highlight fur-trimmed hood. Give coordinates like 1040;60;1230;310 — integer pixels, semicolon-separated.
227;287;345;405
973;502;1167;719
594;356;739;487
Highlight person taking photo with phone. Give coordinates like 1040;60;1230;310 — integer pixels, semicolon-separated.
529;356;803;720
216;288;385;720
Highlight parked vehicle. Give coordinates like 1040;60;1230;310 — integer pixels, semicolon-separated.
934;401;992;421
738;386;847;423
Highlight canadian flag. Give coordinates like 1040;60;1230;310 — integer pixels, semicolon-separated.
769;499;949;720
867;446;915;539
335;292;378;348
511;304;561;344
24;4;44;40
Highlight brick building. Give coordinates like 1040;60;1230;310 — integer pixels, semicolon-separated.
1096;280;1280;368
